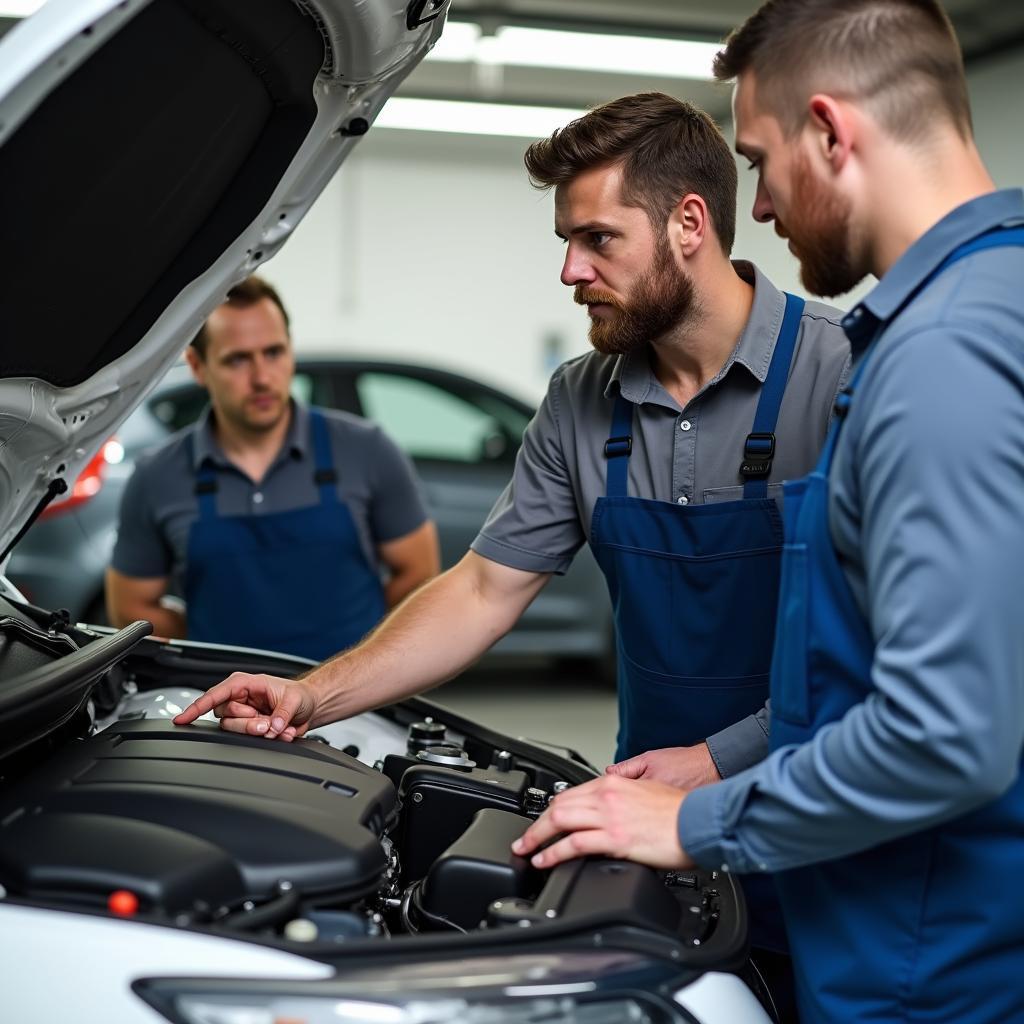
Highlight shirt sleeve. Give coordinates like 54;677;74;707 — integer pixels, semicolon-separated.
366;426;430;543
471;363;586;574
679;322;1024;873
110;457;173;579
706;703;770;778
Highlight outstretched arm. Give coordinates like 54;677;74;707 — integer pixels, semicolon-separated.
173;551;548;739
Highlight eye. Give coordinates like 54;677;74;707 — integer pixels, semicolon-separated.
591;232;611;247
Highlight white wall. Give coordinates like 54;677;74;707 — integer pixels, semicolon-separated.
265;50;1023;402
968;49;1024;189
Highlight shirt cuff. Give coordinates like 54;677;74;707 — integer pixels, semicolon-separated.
677;776;760;875
705;713;769;779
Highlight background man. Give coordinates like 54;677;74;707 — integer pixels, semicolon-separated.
107;275;439;660
514;3;1024;1022
174;95;849;973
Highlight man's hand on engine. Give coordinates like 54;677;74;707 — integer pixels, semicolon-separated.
511;774;694;870
172;672;318;741
605;742;721;788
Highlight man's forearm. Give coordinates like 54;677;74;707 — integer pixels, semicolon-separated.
305;555;543;726
383;567;429;608
114;603;186;639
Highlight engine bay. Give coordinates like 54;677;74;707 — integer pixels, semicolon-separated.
0;597;747;971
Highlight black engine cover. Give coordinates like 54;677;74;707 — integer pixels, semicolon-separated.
0;720;397;914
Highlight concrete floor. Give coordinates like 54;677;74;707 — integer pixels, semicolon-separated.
428;657;619;772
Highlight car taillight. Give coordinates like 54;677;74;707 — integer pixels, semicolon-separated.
39;438;122;520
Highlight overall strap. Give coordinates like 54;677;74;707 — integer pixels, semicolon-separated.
741;292;806;498
309;408;339;505
824;226;1024;472
188;433;220;520
603;391;635;498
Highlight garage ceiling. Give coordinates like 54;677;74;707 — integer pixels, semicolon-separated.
2;2;1022;127
399;0;1024;123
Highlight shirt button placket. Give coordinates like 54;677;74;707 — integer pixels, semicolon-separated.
673;411;696;506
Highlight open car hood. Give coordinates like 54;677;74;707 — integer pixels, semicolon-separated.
0;0;447;560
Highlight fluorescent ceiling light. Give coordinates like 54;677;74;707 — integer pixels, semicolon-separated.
376;97;586;138
0;0;46;14
428;22;720;81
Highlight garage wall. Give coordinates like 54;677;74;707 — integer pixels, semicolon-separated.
265;49;1023;402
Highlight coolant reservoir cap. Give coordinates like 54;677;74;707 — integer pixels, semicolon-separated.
415;744;476;770
408;720;448;753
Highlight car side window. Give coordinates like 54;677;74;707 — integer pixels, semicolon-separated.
355;372;511;463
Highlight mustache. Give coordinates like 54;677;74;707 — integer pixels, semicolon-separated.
574;287;622;309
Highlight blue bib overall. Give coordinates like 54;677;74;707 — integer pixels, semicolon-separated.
589;292;805;952
184;409;387;661
770;229;1024;1022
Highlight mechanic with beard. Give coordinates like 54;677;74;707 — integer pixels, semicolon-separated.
514;4;1024;1022
107;275;440;660
175;94;849;997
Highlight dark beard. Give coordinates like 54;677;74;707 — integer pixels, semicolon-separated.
782;151;864;298
575;238;697;356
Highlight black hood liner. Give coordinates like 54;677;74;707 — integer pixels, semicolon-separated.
0;0;324;386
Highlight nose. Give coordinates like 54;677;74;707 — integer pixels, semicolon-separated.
250;354;272;387
560;243;595;288
752;175;775;224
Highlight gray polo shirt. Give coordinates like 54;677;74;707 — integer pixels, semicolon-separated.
472;261;851;772
112;401;428;597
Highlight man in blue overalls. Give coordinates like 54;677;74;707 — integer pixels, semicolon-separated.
515;3;1024;1021
108;276;440;660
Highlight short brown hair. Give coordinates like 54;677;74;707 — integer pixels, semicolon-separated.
714;0;971;141
191;275;291;359
524;92;738;255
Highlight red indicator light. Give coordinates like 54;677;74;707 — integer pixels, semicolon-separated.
107;889;139;916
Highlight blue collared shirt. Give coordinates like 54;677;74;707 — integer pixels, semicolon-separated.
679;189;1024;873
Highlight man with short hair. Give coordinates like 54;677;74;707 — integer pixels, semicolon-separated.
107;275;440;660
514;4;1024;1021
175;96;850;975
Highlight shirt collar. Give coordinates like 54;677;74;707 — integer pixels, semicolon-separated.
190;398;307;470
604;259;786;407
842;188;1024;352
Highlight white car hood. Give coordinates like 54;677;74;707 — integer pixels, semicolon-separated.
0;0;447;564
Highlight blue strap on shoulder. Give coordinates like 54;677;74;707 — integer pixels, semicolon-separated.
742;292;805;499
603;390;635;498
933;225;1024;275
309;408;339;505
824;226;1024;467
188;433;219;521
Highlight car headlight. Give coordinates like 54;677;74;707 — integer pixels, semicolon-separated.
135;981;695;1024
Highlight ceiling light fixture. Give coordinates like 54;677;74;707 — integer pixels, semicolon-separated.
427;21;721;80
376;96;586;138
0;1;46;16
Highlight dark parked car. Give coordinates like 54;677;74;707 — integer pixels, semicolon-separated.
8;358;615;673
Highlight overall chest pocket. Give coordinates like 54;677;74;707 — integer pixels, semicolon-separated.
703;483;784;505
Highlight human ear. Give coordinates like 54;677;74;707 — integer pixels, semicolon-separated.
670;193;708;257
807;94;854;172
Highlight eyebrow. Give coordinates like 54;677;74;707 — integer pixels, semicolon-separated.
554;220;618;241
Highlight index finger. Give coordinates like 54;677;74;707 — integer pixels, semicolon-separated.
173;678;252;726
512;804;564;857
